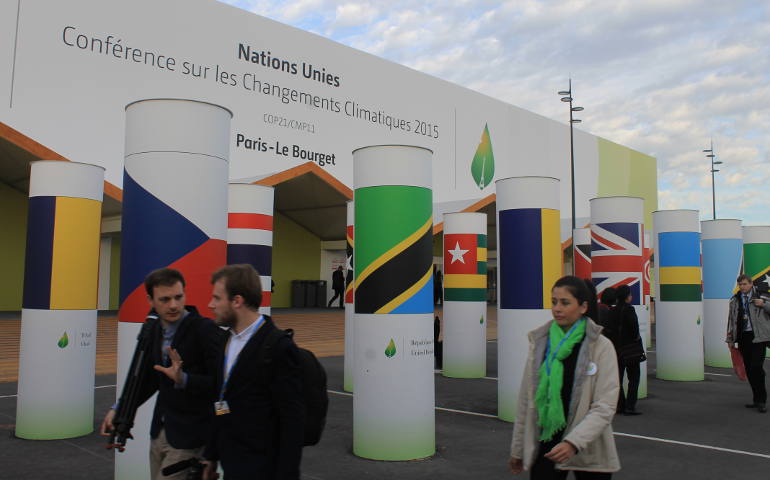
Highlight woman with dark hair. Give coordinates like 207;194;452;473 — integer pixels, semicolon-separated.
597;288;617;342
613;284;643;416
509;276;620;479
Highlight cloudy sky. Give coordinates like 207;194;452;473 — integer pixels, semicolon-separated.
220;0;769;225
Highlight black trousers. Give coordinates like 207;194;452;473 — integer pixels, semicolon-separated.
530;442;612;480
618;360;640;413
739;332;768;404
328;287;344;307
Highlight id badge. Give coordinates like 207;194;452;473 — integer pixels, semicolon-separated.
214;400;230;416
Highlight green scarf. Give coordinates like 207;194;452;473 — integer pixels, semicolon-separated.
535;317;587;441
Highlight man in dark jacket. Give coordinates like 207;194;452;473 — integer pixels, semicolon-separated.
328;265;345;308
726;274;770;412
203;264;304;480
100;268;224;479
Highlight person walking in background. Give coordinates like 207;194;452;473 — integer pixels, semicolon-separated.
727;274;770;413
596;288;617;337
613;285;643;416
328;265;345;309
508;276;620;479
434;268;443;305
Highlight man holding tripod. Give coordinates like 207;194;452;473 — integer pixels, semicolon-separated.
100;268;224;479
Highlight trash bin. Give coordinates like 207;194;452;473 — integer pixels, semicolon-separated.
304;280;317;307
315;280;327;307
291;280;306;308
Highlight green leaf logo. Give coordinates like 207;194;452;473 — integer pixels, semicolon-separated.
480;315;484;324
57;332;69;349
470;124;495;189
696;316;701;325
385;338;397;358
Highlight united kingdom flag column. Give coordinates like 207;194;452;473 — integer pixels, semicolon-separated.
227;183;274;315
573;227;592;280
590;196;648;398
117;99;231;480
496;176;561;422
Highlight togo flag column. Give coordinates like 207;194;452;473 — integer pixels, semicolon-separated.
573;227;591;280
442;212;488;378
227;183;275;315
117;99;230;479
344;200;355;392
496;176;561;422
590;196;648;398
16;161;104;439
352;145;435;460
702;220;743;367
653;210;704;381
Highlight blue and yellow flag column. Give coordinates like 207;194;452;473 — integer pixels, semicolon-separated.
702;220;743;367
496;176;561;422
16;161;104;439
442;212;488;378
352;145;435;460
653;210;704;381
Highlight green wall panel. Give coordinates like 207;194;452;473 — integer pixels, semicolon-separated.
272;212;321;308
0;182;28;310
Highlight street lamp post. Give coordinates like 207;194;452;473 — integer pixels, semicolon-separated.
558;79;583;273
703;139;723;220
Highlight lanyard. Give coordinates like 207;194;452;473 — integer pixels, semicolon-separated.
219;316;264;401
744;295;751;320
545;318;584;375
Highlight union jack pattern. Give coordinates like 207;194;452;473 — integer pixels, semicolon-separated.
591;222;644;305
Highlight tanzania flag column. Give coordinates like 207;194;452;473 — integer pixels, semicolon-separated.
702;220;742;367
16;161;104;439
496;176;561;422
227;184;274;315
353;145;435;460
573;227;591;280
653;210;704;381
344;200;355;392
117;99;230;479
590;196;648;398
743;226;770;358
442;212;487;378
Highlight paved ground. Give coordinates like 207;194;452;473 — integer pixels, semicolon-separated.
2;308;769;479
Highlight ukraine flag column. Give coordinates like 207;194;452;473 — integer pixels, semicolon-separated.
496;176;561;422
352;145;435;460
653;210;704;381
16;161;104;440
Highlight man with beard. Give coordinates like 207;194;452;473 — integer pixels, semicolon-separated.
100;268;223;479
203;264;304;480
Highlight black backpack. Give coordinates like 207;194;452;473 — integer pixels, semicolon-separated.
259;326;329;446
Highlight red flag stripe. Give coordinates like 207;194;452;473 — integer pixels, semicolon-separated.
228;213;273;231
592;255;642;272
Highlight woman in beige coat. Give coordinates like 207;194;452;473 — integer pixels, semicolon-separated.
508;276;621;479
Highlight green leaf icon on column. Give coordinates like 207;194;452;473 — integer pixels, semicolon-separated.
385;338;397;358
480;316;484;324
471;123;495;190
696;316;701;325
57;332;69;349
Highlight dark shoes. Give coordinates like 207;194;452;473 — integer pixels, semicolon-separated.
745;403;767;413
623;410;642;416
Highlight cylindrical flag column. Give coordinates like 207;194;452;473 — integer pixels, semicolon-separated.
227;183;274;315
590;197;648;398
15;161;104;439
743;226;770;358
702;220;743;367
117;99;230;479
352;145;435;460
496;176;561;422
573;227;592;280
442;212;487;378
343;200;355;392
642;232;652;347
653;210;704;381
